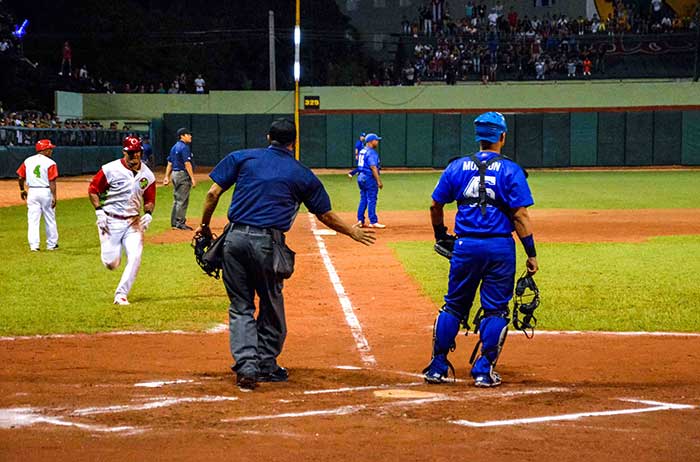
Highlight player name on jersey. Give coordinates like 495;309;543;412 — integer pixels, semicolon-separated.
462;160;502;172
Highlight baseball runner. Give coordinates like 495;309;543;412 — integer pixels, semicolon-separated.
424;112;538;387
16;139;59;251
88;136;156;305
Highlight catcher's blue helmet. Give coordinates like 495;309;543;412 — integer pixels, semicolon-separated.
474;111;507;143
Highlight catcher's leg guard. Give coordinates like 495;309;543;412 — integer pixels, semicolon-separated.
423;306;461;383
471;310;509;387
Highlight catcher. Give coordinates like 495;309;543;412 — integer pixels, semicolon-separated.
424;112;538;388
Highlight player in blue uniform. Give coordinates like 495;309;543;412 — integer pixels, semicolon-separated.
348;132;366;178
424;112;538;387
355;133;386;228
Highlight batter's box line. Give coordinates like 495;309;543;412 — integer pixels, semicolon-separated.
450;398;696;428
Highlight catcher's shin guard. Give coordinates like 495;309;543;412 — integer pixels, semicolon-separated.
470;311;509;379
423;306;461;383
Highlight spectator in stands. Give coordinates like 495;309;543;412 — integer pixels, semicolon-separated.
194;74;206;94
583;57;592;77
79;65;88;80
59;41;72;76
157;82;166;94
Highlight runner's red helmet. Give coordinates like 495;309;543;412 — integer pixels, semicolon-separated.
122;136;142;153
35;139;56;152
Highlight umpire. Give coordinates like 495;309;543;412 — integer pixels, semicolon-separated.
164;127;196;230
195;119;376;391
423;112;538;388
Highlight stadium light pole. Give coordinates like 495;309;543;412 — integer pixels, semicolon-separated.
294;0;301;160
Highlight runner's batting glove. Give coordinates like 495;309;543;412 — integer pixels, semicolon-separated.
95;209;109;236
140;213;153;232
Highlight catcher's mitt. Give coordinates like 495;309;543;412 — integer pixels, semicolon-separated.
434;235;456;260
512;273;540;338
192;227;227;279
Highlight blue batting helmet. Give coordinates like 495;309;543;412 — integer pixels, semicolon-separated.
474;112;507;143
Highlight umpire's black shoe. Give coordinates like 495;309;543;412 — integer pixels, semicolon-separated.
236;374;257;391
257;366;288;383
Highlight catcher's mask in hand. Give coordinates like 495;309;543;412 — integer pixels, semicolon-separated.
512;273;540;338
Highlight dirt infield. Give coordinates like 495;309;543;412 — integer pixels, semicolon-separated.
1;180;700;460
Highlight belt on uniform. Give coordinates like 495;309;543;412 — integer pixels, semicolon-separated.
457;232;512;239
29;186;50;188
105;211;139;220
231;223;273;235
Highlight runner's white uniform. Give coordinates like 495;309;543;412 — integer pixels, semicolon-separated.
17;154;59;250
88;158;156;300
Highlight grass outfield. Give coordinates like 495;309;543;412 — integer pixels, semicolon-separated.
1;170;699;335
390;236;700;332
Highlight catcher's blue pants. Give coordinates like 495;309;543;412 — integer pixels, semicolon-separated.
356;174;379;224
433;236;515;375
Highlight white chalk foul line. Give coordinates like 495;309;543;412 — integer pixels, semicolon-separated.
72;395;238;416
308;213;376;366
450;398;695;428
0;407;139;434
134;379;195;388
222;396;449;423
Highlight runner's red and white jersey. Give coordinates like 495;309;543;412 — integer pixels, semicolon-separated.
16;154;58;187
88;159;156;217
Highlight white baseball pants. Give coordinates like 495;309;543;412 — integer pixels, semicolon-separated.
99;216;143;299
26;188;58;250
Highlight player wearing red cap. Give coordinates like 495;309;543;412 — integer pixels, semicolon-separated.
16;139;59;251
88;136;156;305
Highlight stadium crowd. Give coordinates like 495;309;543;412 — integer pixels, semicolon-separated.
398;0;698;84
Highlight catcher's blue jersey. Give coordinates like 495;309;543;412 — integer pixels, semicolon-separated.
432;151;533;237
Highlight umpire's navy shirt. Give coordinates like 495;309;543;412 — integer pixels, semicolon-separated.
167;140;192;171
210;145;332;231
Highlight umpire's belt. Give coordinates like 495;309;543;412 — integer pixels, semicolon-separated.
231;223;273;235
231;223;286;242
457;232;513;239
105;211;139;220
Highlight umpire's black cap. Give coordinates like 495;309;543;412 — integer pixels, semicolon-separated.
176;127;192;137
268;118;296;145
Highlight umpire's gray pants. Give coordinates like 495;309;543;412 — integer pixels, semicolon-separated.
222;225;286;377
171;170;191;227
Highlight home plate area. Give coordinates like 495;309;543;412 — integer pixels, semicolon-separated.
1;367;695;436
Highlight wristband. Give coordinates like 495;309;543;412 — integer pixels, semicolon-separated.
144;211;152;215
433;224;448;241
95;206;103;211
521;234;537;258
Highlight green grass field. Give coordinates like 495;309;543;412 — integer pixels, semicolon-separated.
1;170;699;335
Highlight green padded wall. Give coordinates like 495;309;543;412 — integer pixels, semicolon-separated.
652;111;682;165
299;114;326;168
379;113;406;167
352;114;380;142
149;117;163;166
191;114;221;165
0;147;31;178
682;111;700;165
245;115;273;149
570;112;597;166
502;113;516;160
597;112;625;166
326;114;353;168
162;113;192;162
218;115;246;157
406;114;433;167
460;113;480;156
624;112;653;166
432;114;461;168
542;113;570;167
81;147;122;173
514;113;543;167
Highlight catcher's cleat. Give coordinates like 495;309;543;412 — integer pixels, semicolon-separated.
473;371;501;388
368;222;386;229
257;366;288;383
113;295;130;306
422;355;453;384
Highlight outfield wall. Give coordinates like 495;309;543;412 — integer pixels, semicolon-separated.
0;146;123;179
45;82;700;175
